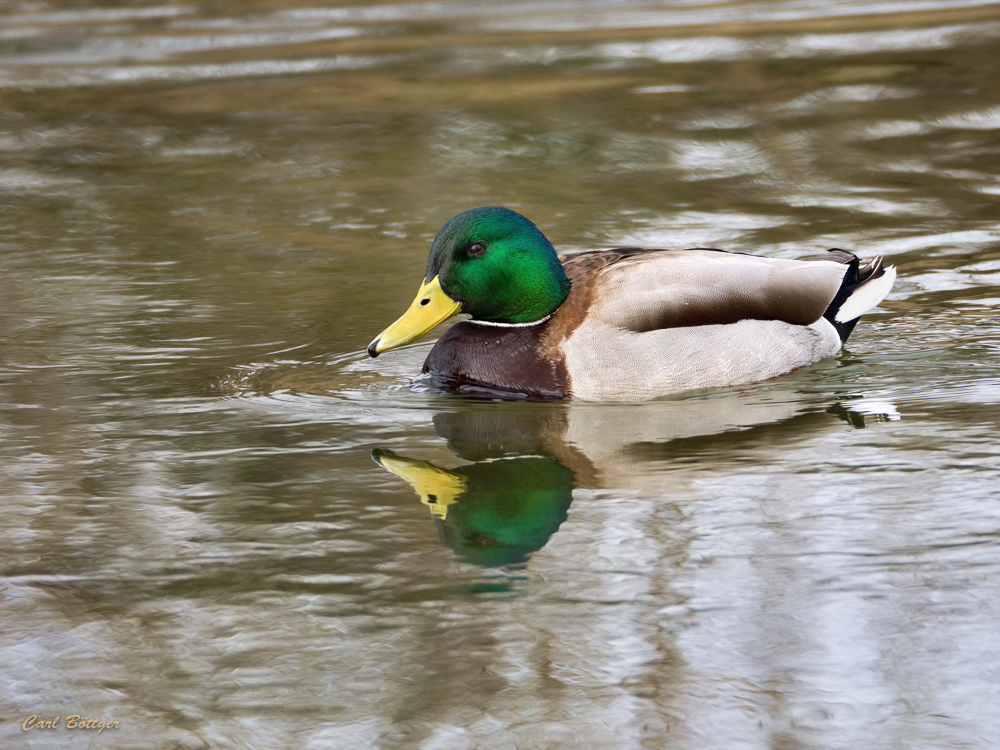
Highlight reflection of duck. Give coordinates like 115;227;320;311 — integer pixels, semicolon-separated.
367;207;896;401
372;449;573;566
374;389;899;564
430;389;848;489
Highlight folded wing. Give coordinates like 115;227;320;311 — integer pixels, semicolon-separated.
566;248;849;333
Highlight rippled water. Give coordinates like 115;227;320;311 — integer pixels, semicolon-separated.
3;1;1000;747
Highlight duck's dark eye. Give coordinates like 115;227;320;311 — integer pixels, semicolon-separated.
468;242;486;258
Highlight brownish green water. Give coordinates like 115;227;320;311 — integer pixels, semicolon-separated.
3;1;1000;747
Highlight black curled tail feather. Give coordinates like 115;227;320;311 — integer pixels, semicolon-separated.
802;249;892;343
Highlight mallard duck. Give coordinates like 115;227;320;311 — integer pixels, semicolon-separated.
367;207;896;401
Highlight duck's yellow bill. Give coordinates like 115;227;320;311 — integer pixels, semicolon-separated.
367;275;461;358
371;449;467;520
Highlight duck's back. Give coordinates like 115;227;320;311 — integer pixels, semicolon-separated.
556;248;853;401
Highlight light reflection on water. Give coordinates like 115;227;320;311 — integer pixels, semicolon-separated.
2;0;1000;747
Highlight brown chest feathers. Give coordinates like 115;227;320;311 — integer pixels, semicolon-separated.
420;322;569;400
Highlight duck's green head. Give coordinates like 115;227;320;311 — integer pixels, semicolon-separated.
368;207;570;357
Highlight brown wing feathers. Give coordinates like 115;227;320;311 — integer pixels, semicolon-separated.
562;247;849;333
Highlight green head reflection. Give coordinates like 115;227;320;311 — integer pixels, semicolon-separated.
372;449;575;567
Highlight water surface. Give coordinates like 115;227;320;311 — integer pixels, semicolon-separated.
2;1;1000;748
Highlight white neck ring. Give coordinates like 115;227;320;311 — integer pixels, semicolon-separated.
467;314;552;328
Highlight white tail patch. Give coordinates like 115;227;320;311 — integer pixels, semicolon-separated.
834;265;897;323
